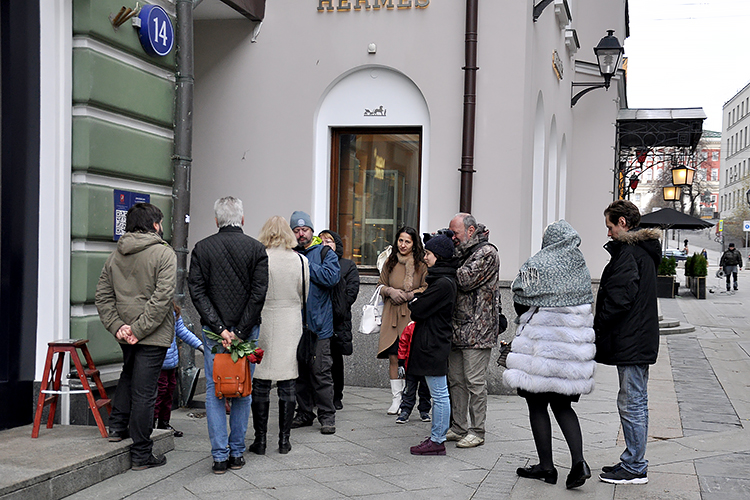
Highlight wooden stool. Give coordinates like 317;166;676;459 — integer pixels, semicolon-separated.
32;339;111;438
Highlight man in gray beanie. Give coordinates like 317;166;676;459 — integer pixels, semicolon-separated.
289;211;340;434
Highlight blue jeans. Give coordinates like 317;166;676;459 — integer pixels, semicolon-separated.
203;327;257;462
617;364;649;474
424;375;450;444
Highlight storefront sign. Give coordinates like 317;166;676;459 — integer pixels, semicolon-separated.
552;50;563;80
137;5;174;57
318;0;429;12
114;190;150;241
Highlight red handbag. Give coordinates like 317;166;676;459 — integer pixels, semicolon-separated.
213;353;252;398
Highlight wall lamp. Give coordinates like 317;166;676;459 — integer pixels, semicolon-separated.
571;30;624;107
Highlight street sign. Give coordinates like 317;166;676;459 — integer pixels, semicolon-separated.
114;190;150;241
137;5;174;57
744;221;750;232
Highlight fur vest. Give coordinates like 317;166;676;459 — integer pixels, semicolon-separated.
503;304;596;396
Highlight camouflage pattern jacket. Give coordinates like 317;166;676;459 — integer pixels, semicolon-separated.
452;226;501;349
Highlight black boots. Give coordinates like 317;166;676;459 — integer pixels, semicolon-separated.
279;400;295;454
248;400;269;455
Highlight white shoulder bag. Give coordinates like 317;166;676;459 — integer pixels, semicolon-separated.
359;285;384;334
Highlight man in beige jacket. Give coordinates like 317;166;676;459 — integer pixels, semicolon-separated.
96;203;176;470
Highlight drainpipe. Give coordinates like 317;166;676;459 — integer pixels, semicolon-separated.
172;0;193;309
459;0;479;213
173;0;196;406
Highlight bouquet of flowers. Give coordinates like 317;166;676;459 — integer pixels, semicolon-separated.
204;329;264;364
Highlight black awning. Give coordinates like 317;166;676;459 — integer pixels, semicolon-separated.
617;108;706;150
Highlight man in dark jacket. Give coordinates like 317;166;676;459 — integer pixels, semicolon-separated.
290;211;340;434
188;196;268;474
319;230;360;410
595;200;661;485
720;243;743;291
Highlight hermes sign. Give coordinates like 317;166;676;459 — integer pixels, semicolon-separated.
318;0;430;11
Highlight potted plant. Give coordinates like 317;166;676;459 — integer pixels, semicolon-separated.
689;253;708;299
656;256;677;298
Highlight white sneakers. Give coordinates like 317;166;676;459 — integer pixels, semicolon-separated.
456;433;485;448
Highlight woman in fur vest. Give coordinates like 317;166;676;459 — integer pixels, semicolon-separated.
377;226;428;414
503;220;595;490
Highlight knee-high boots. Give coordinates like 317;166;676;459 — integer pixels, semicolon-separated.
248;400;269;455
279;400;295;454
387;379;405;415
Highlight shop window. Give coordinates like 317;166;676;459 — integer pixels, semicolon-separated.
330;128;421;270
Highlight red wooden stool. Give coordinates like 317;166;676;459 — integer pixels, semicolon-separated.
32;339;111;438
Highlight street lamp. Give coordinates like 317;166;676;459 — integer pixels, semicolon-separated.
663;185;681;202
571;30;624;107
671;165;695;187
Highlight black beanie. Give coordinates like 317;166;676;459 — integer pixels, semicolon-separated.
425;234;454;260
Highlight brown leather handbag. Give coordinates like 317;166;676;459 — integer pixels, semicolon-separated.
213;353;252;398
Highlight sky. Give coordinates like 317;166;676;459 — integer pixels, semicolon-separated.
624;0;750;132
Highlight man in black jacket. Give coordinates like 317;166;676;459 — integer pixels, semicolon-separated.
188;196;268;474
720;243;743;291
319;230;360;410
595;200;661;485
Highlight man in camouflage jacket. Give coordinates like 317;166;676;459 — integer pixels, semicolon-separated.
445;213;501;448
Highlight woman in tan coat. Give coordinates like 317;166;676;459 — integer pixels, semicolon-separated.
377;226;428;414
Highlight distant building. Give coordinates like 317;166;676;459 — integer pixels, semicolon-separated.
719;82;750;218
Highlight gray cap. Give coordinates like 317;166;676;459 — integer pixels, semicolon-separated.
290;211;313;231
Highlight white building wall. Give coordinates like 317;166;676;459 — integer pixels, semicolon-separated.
191;0;627;279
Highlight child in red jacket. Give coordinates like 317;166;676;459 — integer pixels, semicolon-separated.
396;322;432;423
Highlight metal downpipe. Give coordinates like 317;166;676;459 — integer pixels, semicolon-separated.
459;0;478;213
173;0;197;406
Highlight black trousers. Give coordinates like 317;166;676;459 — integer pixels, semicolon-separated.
295;337;335;425
400;373;432;414
109;343;167;463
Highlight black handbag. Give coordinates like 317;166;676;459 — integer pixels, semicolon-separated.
296;254;317;365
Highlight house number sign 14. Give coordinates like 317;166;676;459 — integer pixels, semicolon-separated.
137;5;174;57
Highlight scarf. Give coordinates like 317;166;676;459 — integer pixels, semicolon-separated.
512;220;593;307
397;252;415;291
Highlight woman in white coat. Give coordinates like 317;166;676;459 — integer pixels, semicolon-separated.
250;216;309;455
503;220;596;489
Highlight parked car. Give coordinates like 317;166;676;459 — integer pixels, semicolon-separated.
663;249;688;261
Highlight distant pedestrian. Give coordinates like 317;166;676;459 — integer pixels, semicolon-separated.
188;196;269;474
701;248;708;261
594;200;661;485
408;232;458;456
95;203;176;471
504;220;595;489
319;230;360;410
683;239;689;254
720;243;743;291
154;303;204;438
395;321;432;424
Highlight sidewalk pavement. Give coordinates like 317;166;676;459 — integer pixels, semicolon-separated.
4;266;750;500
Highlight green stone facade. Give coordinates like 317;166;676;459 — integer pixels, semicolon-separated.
72;0;176;365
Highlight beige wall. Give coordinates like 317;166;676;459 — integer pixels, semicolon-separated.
191;0;627;278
